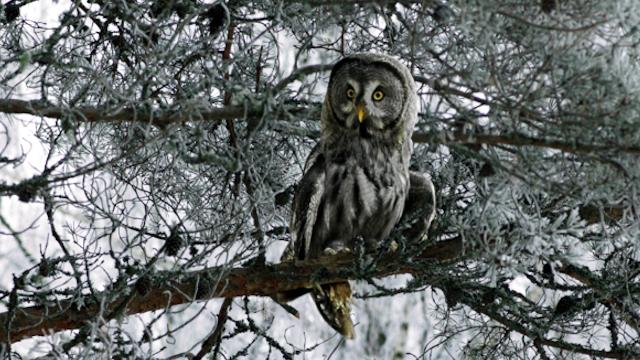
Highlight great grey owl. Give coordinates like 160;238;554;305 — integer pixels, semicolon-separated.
280;53;435;339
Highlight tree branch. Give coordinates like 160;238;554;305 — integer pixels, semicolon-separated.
0;237;635;359
557;262;640;334
2;99;639;155
272;64;334;94
413;131;640;155
0;238;462;344
467;298;635;359
0;99;250;128
193;297;233;360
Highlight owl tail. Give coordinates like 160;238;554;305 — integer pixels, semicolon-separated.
312;281;355;339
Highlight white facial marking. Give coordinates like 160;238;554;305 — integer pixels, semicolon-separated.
347;80;360;93
340;102;353;113
363;80;380;99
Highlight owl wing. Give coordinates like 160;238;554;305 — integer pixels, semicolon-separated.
276;145;325;305
279;145;356;338
290;144;325;260
400;171;436;241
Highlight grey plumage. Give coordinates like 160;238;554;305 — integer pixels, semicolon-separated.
284;53;429;338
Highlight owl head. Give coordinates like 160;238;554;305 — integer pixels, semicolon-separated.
321;53;418;144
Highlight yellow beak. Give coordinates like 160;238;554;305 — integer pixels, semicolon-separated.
356;104;366;123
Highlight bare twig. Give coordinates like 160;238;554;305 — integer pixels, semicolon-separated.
193;297;233;360
272;64;333;94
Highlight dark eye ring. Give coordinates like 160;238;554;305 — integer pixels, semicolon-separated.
372;90;384;101
346;88;355;99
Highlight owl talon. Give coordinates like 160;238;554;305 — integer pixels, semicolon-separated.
323;248;338;256
323;245;352;257
389;240;399;252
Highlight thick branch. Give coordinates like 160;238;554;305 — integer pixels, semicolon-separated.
0;239;462;344
0;238;635;359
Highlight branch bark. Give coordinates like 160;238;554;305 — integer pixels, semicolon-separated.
0;238;462;344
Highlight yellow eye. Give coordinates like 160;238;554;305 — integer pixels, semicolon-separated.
346;88;355;99
372;90;384;101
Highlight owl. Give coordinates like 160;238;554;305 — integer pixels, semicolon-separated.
281;53;434;339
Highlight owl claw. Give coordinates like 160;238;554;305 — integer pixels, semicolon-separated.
323;248;338;256
389;240;399;252
323;244;352;256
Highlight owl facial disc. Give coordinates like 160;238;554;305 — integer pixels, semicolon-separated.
326;57;407;138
